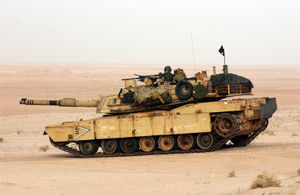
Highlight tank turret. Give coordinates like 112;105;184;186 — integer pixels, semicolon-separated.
20;66;254;115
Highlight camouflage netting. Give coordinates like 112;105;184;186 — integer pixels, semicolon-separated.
210;73;254;88
135;85;171;105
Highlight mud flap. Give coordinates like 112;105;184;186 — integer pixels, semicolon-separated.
261;98;277;119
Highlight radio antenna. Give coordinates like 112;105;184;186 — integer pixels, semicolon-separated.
190;31;196;72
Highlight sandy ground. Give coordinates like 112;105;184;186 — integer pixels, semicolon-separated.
0;64;299;195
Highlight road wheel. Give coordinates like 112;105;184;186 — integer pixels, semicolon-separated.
120;138;138;153
79;141;99;155
213;113;240;138
139;137;156;152
196;133;215;150
101;139;118;154
158;135;175;151
177;134;194;150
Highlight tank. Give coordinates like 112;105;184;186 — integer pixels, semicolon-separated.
19;66;277;157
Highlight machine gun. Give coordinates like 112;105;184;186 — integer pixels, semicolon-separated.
122;74;161;83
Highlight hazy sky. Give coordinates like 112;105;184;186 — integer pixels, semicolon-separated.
1;0;300;66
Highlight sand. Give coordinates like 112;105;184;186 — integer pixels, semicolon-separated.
0;64;299;195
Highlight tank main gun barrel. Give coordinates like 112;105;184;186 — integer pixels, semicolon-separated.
19;98;98;107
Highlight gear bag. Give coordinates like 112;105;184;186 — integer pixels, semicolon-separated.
173;68;187;82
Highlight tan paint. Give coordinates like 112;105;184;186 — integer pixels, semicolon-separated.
45;97;269;143
46;119;95;142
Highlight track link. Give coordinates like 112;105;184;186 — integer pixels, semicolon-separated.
232;119;268;147
50;134;236;158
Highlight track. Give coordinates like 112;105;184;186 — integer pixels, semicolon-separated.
232;119;268;147
50;126;265;158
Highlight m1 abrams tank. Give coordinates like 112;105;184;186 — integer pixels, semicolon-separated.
19;65;277;157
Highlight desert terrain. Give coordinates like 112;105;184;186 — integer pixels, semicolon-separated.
0;64;299;195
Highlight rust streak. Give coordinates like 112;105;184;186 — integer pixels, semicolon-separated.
93;120;97;138
132;129;136;137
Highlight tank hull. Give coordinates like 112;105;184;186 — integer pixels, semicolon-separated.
45;97;277;157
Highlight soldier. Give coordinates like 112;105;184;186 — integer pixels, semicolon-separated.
159;66;173;84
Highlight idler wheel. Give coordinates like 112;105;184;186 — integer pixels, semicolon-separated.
158;135;175;151
177;134;194;150
101;139;118;154
79;141;99;155
196;133;215;150
120;138;138;153
213;113;240;138
139;137;156;152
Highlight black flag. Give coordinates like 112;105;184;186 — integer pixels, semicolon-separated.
219;45;225;56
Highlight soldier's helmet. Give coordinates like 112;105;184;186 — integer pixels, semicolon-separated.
164;66;172;73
